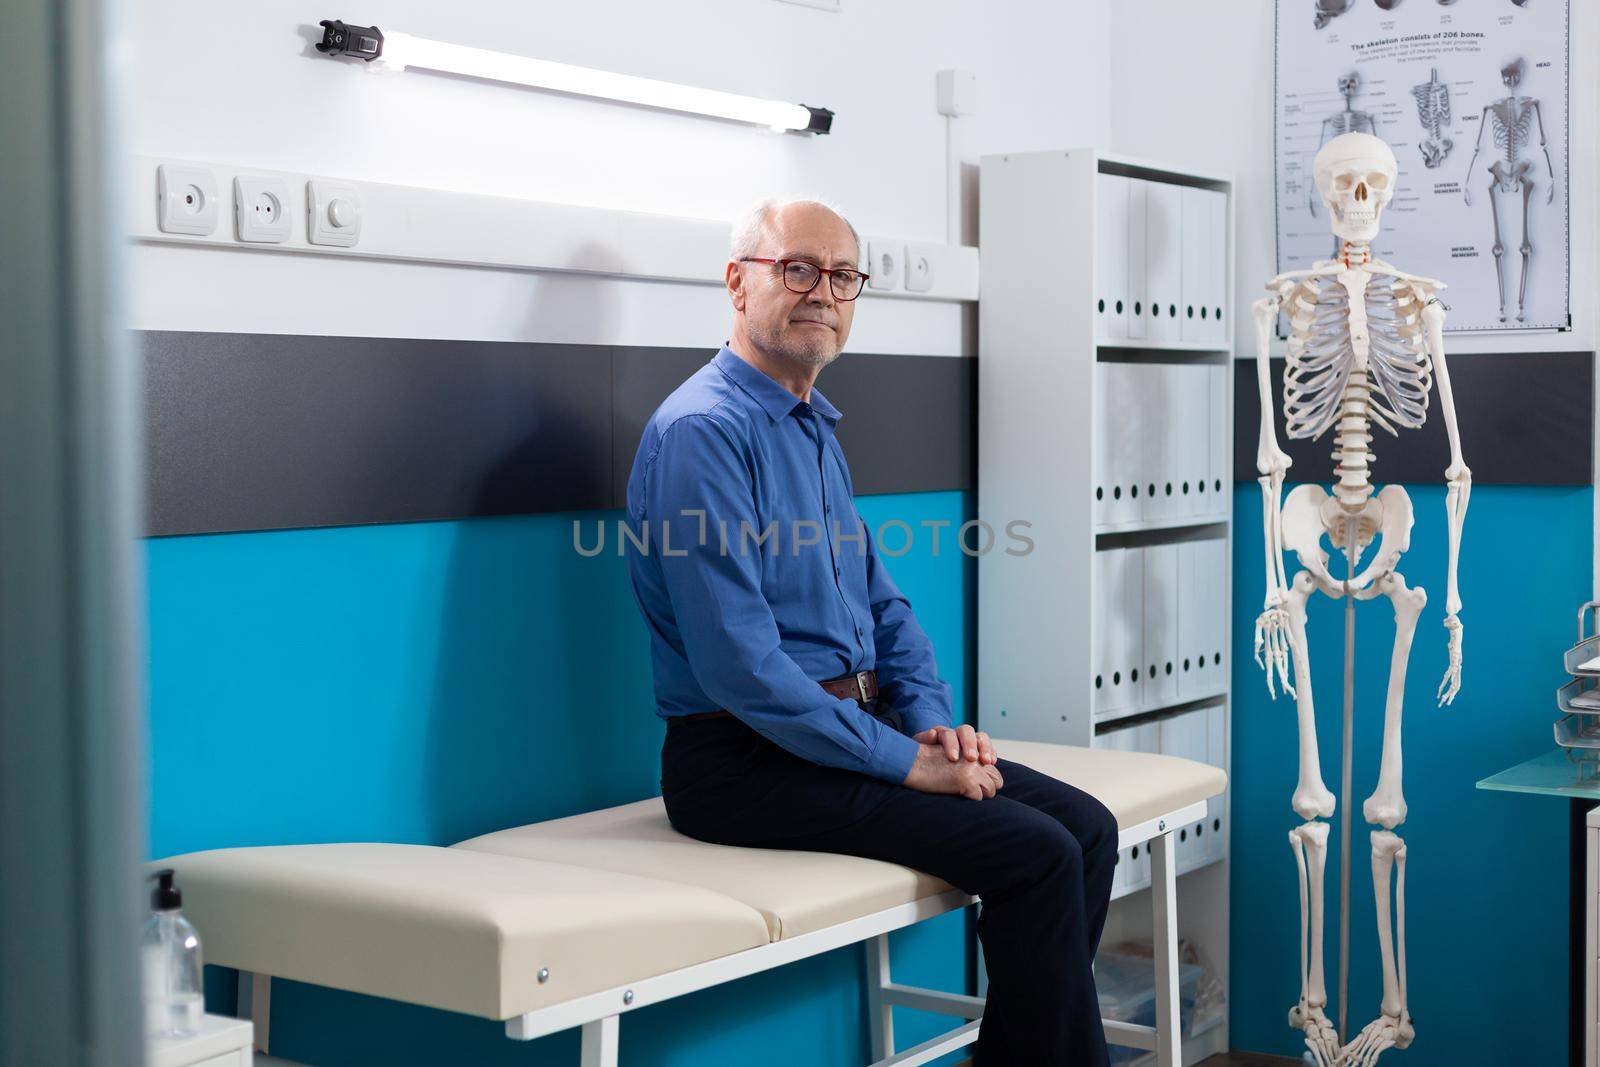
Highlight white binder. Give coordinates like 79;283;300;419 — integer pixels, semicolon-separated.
1092;363;1111;525
1208;363;1230;505
1197;537;1228;694
1093;548;1123;718
1096;174;1130;340
1176;540;1200;701
1207;189;1229;344
1140;543;1179;709
1105;362;1144;526
1152;363;1183;521
1173;363;1209;517
1158;708;1210;871
1145;181;1183;343
1128;179;1149;341
1180;185;1211;343
1205;702;1227;863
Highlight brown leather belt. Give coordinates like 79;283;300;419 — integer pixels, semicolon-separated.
669;669;878;726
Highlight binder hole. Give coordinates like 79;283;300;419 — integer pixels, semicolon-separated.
1196;824;1204;836
1095;675;1103;689
1132;668;1140;682
1180;828;1188;842
1213;818;1221;832
1132;845;1140;859
1214;478;1222;492
1183;658;1191;671
1152;303;1161;317
1201;307;1208;319
1113;671;1122;686
1199;481;1207;494
1135;301;1143;315
1186;305;1194;319
1113;486;1122;500
1096;486;1104;501
1214;653;1222;665
1148;483;1156;496
1098;298;1106;313
1149;664;1157;677
1164;482;1173;496
1216;307;1223;321
1132;485;1140;498
1182;481;1190;494
1165;662;1173;675
1115;299;1124;314
1169;304;1177;317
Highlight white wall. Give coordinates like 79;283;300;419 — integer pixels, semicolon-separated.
1107;1;1598;359
126;0;1114;355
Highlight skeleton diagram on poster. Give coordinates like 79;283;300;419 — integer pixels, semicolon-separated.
1275;0;1570;331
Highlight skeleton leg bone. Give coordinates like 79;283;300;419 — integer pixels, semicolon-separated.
1286;571;1337;820
1340;832;1414;1066
1487;177;1507;322
1289;821;1340;1067
1517;177;1533;322
1361;569;1424;830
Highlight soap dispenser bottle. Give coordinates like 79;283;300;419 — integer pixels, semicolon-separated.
141;868;203;1038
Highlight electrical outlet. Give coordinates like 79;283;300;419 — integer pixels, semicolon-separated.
867;241;903;291
307;180;361;247
156;165;219;236
905;243;937;292
233;175;292;243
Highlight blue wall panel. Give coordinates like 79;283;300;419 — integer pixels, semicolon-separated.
147;490;976;1067
1229;484;1588;1065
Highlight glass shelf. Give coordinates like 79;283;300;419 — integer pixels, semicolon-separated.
1476;747;1600;802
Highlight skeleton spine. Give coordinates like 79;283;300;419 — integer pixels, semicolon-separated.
1331;369;1375;509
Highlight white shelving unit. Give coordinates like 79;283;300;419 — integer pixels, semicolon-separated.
976;148;1234;1065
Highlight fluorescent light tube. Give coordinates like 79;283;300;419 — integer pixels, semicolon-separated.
316;20;833;134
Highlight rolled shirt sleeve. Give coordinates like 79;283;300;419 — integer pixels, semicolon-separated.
859;517;954;739
642;414;920;785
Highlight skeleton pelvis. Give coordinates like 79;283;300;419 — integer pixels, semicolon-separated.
1280;483;1414;596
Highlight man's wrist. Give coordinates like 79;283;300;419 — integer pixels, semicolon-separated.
898;704;952;738
868;725;921;785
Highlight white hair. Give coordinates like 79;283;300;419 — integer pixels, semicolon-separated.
728;197;861;261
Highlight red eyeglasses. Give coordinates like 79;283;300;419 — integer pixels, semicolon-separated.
739;257;870;301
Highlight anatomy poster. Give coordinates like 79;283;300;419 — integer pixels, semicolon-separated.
1274;0;1570;331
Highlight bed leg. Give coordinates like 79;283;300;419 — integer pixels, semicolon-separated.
864;932;894;1059
236;971;271;1054
580;1014;619;1067
1150;831;1182;1067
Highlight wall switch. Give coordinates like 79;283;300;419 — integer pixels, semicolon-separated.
867;241;903;290
905;243;937;292
156;165;219;236
233;175;292;243
307;180;361;247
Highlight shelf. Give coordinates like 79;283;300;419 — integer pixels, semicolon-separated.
1096;339;1235;355
1095;513;1230;538
1094;689;1229;730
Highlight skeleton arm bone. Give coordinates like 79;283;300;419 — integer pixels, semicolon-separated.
1254;288;1297;698
1462;106;1491;207
1422;295;1470;705
1534;100;1556;204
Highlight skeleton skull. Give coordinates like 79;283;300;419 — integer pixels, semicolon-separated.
1313;132;1398;245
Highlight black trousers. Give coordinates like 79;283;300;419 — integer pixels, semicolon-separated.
660;707;1117;1067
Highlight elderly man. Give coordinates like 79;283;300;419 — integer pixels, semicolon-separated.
623;198;1117;1066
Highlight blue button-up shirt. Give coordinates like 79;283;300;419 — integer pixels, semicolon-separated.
624;344;954;785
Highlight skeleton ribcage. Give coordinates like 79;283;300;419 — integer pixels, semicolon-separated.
1283;274;1434;440
1490;100;1534;159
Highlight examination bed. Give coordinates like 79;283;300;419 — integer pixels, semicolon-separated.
153;739;1226;1067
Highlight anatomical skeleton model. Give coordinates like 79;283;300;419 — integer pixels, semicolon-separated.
1462;57;1554;323
1254;133;1471;1067
1410;68;1452;170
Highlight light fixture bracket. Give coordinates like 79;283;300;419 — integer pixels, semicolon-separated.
316;19;384;61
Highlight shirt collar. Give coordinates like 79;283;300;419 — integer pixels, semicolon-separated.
714;344;842;426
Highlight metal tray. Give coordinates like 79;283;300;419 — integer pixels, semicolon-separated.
1559;675;1600;715
1564;602;1600;677
1556;713;1600;750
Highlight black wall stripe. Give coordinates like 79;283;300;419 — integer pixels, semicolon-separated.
142;332;974;537
1233;352;1593;486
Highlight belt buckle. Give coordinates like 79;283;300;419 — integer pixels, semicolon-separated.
855;670;870;703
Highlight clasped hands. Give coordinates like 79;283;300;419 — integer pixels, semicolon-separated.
905;724;1004;800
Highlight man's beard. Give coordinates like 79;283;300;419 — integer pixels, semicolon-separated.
749;317;840;368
